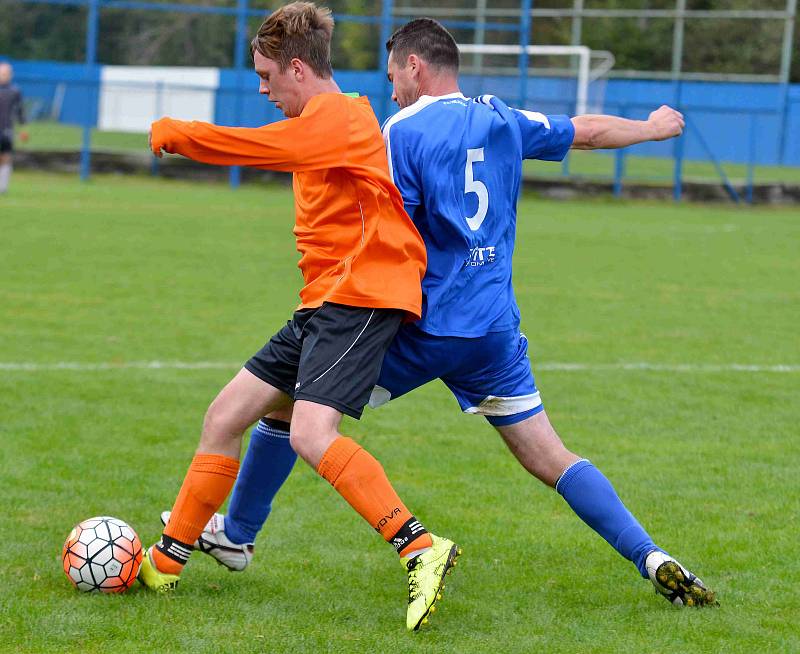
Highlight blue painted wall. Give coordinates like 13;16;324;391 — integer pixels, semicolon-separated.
10;59;101;127
6;58;799;166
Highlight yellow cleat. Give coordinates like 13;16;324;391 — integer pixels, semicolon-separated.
401;535;461;631
138;546;180;592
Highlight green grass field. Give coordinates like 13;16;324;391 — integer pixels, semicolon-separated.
18;120;800;185
2;171;799;653
18;121;148;153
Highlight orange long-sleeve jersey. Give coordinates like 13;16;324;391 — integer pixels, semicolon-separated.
150;93;426;318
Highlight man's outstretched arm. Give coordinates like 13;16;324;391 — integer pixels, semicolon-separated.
148;108;347;172
570;105;684;150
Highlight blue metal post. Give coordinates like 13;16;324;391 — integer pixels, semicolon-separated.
672;79;684;202
672;126;684;202
613;106;626;197
613;149;625;198
518;0;532;108
229;0;249;188
80;0;99;181
746;114;757;204
151;80;163;176
777;82;790;165
380;0;394;122
777;0;797;164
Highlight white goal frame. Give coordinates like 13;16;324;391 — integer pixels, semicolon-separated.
457;44;615;116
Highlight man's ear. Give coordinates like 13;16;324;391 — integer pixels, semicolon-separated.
290;58;305;81
407;54;422;79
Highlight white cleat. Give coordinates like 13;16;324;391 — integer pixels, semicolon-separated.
645;550;717;607
160;511;253;572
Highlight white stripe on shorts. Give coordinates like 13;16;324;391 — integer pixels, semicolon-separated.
463;391;543;417
306;310;375;386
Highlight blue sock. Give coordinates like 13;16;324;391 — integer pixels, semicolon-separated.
224;418;297;545
556;459;660;578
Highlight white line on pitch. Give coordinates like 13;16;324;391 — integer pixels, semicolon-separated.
0;361;798;373
0;361;241;371
536;362;800;373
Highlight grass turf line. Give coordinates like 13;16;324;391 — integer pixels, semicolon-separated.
1;171;798;653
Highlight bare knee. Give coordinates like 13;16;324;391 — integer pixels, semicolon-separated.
288;423;311;462
289;401;342;468
289;417;331;467
497;411;580;487
201;396;251;451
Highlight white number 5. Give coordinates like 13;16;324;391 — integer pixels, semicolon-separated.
465;147;489;231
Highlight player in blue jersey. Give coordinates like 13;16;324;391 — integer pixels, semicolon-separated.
163;18;716;608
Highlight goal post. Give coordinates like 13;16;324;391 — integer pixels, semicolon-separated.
457;44;615;116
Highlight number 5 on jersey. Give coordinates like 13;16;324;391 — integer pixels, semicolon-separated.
465;148;489;231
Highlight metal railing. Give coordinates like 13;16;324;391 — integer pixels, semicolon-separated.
15;73;798;203
11;0;793;182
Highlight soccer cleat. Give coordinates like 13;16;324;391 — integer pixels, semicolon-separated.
402;534;461;631
160;511;253;572
645;550;718;607
137;546;180;592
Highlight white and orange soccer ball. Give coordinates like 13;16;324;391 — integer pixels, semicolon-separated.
62;516;143;593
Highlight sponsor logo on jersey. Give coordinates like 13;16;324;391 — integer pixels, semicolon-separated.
466;245;497;267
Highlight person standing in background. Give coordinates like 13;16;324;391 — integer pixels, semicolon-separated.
0;62;28;194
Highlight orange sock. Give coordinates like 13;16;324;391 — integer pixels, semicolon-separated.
317;436;432;557
152;453;239;575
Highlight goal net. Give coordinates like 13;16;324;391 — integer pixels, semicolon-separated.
457;44;615;116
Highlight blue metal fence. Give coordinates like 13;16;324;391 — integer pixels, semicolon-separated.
4;0;800;202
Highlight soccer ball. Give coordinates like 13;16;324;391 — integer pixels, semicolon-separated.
62;516;143;593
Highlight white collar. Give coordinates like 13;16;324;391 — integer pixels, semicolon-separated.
418;92;468;101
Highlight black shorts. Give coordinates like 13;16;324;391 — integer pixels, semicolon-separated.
244;303;404;419
0;135;12;153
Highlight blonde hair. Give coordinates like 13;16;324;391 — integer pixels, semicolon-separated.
251;2;334;78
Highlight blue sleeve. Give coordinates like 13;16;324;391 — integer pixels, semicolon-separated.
383;122;422;217
511;109;574;161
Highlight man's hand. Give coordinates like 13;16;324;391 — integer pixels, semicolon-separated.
19;130;29;143
647;105;685;141
148;128;163;158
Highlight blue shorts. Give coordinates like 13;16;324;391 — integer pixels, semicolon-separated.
370;323;543;426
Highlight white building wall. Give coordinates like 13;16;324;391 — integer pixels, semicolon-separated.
98;66;219;132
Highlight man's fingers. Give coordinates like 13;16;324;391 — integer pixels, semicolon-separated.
148;129;164;158
648;105;686;140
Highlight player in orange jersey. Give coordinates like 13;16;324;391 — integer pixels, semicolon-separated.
137;2;459;630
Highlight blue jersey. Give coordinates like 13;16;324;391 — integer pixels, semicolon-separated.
382;93;574;337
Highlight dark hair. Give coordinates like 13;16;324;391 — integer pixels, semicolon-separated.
386;18;459;72
251;2;334;78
